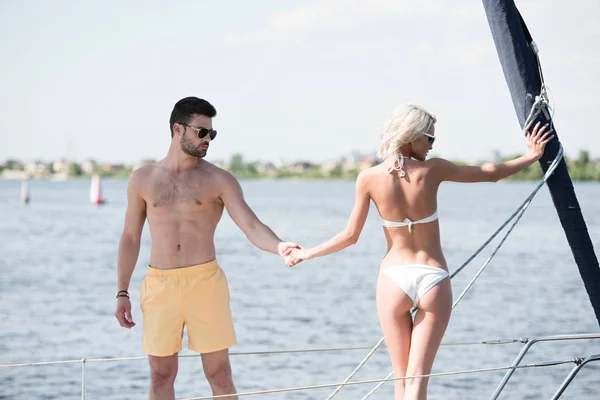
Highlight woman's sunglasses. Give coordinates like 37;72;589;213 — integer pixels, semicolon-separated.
182;124;218;140
423;133;435;146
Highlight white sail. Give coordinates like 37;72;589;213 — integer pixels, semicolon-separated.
89;174;104;204
21;180;30;204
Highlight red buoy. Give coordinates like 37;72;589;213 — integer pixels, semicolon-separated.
90;174;105;205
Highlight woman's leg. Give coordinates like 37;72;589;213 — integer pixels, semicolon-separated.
377;273;416;400
404;278;452;400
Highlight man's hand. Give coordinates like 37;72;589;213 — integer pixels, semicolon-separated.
115;297;136;329
283;246;312;267
278;242;302;267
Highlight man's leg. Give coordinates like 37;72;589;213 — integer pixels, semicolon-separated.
148;353;178;400
201;349;237;399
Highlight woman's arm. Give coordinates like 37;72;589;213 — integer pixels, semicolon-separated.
293;171;371;261
431;122;554;183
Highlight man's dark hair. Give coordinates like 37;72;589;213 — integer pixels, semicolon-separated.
169;97;217;138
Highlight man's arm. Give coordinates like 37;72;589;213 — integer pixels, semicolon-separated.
219;171;296;261
115;170;146;329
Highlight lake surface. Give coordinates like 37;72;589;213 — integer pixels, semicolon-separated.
1;179;599;399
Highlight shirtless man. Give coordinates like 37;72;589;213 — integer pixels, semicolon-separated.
114;97;299;400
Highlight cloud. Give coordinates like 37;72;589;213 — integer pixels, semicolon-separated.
222;1;596;72
222;0;445;46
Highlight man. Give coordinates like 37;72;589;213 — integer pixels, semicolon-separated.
114;97;299;400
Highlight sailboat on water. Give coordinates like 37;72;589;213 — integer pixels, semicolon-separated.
21;180;30;204
89;174;105;205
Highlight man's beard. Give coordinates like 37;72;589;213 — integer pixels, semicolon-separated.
180;133;207;158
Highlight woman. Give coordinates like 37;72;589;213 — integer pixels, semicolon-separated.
290;104;553;399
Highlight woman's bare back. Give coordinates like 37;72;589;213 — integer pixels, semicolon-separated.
364;159;447;270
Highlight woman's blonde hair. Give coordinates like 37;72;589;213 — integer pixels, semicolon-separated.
378;104;437;160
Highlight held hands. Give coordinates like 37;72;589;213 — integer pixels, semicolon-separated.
526;122;554;159
278;241;310;267
290;248;312;265
278;241;302;267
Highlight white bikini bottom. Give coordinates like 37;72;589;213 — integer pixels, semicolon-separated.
380;264;449;308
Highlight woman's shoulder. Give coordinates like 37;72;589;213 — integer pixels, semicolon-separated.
425;157;451;166
423;157;457;174
358;163;389;179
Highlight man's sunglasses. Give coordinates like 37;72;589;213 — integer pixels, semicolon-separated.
423;133;435;146
182;123;217;140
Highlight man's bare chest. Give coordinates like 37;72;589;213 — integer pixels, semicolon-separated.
147;177;218;208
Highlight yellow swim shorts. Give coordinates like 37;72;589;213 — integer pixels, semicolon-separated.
140;260;237;356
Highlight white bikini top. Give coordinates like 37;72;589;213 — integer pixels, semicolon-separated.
384;154;438;232
382;211;438;233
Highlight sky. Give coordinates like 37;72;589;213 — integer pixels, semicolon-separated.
1;0;599;165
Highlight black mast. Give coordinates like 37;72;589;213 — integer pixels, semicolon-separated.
482;0;600;326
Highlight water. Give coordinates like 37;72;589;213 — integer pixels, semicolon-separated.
1;179;599;399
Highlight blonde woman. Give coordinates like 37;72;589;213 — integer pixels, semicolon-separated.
291;104;553;399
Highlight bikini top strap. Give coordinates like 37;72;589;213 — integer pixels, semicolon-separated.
387;154;406;177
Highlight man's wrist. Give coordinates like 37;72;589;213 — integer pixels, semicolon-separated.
277;241;287;255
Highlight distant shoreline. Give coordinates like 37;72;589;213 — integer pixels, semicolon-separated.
2;175;600;182
3;150;600;181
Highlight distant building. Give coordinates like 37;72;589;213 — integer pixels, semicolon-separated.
345;150;363;164
320;161;342;176
489;149;503;164
24;162;48;176
289;161;314;174
102;163;126;172
256;162;277;177
359;157;378;171
52;159;69;174
2;170;29;180
134;159;156;170
81;159;98;175
342;160;358;172
273;158;290;169
212;160;226;169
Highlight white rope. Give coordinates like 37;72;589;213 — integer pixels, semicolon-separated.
0;338;531;369
324;336;386;398
3;334;596;400
452;144;563;305
361;371;394;400
449;100;557;282
0;348;390;369
180;358;579;400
